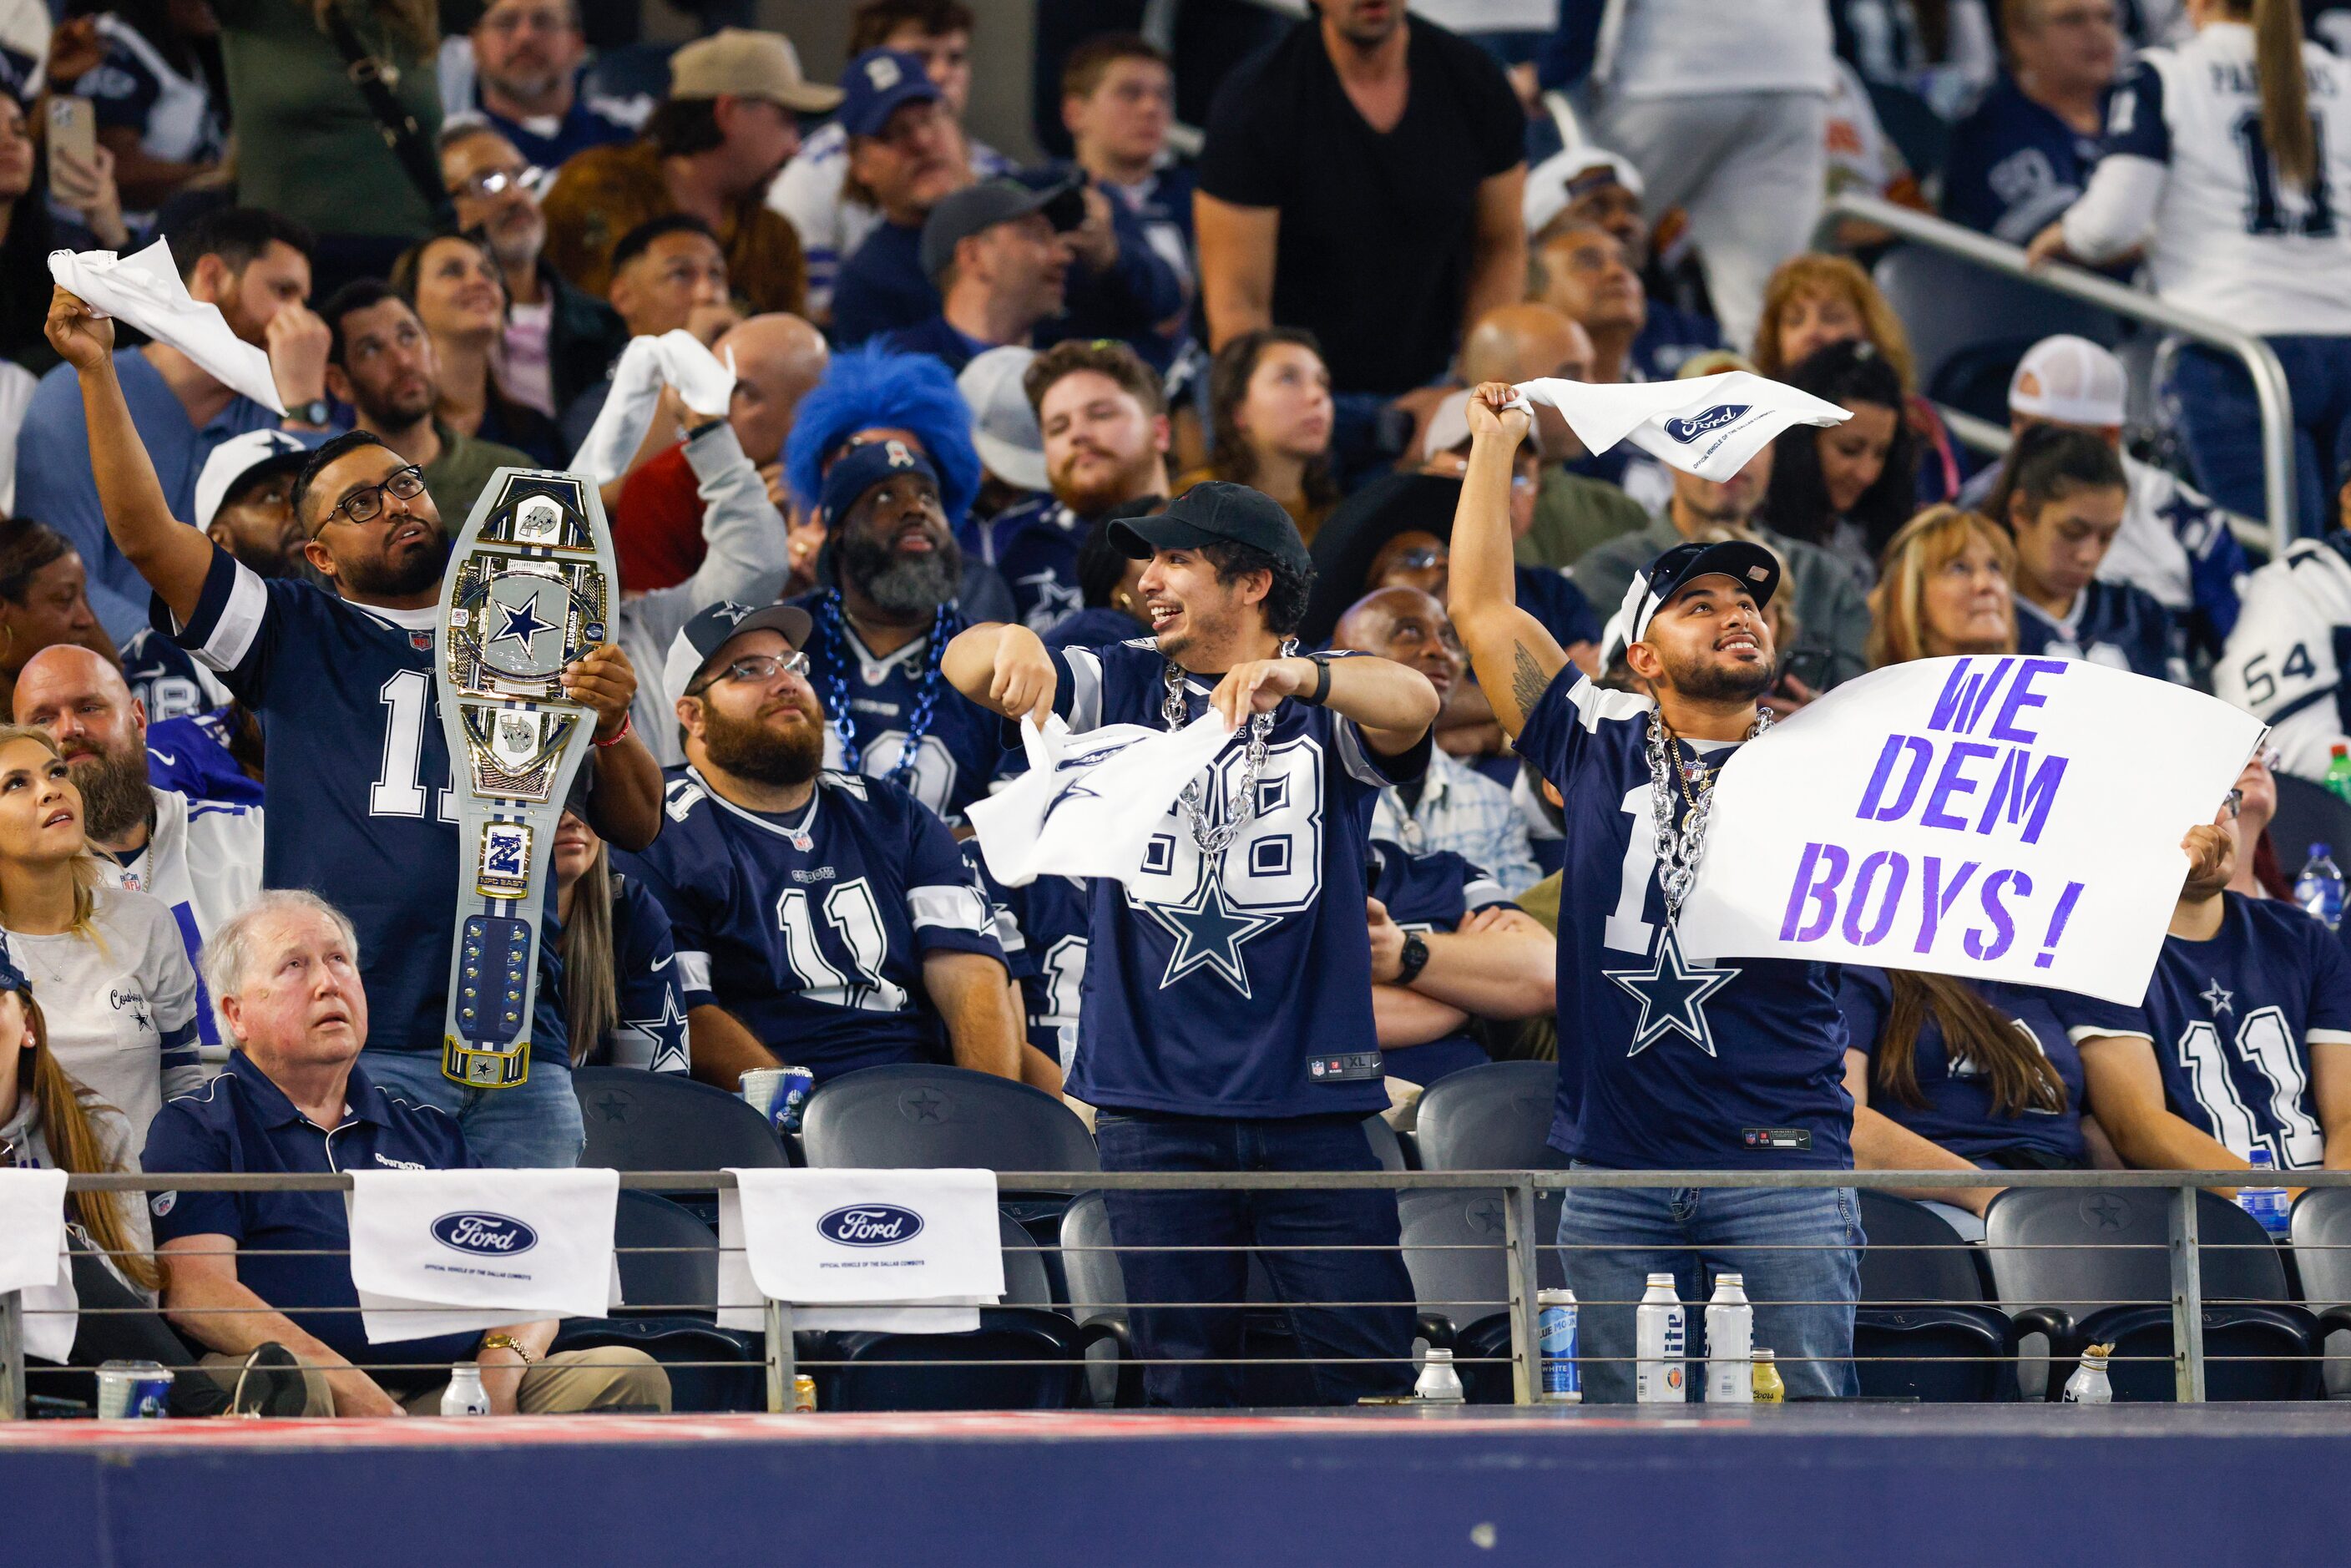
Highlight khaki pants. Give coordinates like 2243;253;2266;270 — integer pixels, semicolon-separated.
200;1347;671;1416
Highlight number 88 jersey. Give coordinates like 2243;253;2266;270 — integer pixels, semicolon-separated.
2137;892;2351;1171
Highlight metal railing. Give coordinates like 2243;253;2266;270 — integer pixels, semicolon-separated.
7;1166;2348;1417
1818;191;2300;557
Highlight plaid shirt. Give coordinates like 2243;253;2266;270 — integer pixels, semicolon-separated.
1369;746;1540;894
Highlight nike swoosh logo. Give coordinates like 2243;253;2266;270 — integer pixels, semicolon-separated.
650;953;675;971
148;750;178;766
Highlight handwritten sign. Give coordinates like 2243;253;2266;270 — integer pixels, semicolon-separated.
1674;655;2265;1004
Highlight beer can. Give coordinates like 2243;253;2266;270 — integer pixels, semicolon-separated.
741;1066;816;1135
792;1373;817;1414
95;1359;174;1419
1537;1287;1581;1404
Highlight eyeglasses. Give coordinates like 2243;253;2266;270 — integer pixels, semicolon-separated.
692;651;808;694
2222;788;2244;820
319;465;427;535
449;165;543;201
1396;549;1448;572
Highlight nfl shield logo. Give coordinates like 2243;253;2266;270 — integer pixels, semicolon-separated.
412;630;433;651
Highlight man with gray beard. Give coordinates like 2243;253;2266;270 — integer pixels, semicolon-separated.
786;438;1005;822
12;645;263;1056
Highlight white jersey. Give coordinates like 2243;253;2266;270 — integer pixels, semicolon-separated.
1600;0;1833;99
768;121;1012;318
94;787;264;1059
2220;535;2351;783
2094;23;2351;333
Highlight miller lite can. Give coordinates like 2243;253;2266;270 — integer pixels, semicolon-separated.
1537;1287;1580;1403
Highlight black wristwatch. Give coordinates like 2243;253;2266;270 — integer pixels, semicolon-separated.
287;397;332;427
1297;652;1335;706
1395;931;1431;987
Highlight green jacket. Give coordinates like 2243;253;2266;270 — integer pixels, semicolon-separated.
1517;467;1654;570
422;420;534;527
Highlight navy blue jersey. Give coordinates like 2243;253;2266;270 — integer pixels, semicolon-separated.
1044;604;1150;652
1518;665;1853;1169
163;549;567;1063
144;706;261;806
1049;638;1430;1116
963;840;1092;1070
590;873;690;1074
120;625;224;722
963;495;1089;635
617;766;1004;1082
787;589;1007;821
1839;968;2141;1164
2014;579;2182;682
2130;893;2351;1170
1370;839;1512;1086
1943;74;2105;245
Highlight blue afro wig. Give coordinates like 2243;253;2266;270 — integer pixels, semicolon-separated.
783;346;981;529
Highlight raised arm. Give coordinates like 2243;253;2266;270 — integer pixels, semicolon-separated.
943;621;1058;724
44;286;215;625
1448;383;1569;741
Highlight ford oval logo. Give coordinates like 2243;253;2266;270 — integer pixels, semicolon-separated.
817;1204;924;1247
430;1211;539;1255
1661;403;1750;443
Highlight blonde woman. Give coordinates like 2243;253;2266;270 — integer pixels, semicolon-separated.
0;726;200;1141
1866;504;2017;669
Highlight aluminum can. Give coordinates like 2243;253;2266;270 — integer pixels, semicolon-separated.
1537;1287;1581;1403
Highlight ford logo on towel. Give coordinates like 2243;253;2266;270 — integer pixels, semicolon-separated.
1662;404;1750;443
817;1205;924;1247
431;1211;539;1255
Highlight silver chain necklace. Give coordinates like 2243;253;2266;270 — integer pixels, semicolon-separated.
1645;704;1772;923
1162;640;1296;855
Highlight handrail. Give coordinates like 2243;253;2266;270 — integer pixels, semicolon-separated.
1818;191;2299;557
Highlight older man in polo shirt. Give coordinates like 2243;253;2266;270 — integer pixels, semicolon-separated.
143;891;670;1417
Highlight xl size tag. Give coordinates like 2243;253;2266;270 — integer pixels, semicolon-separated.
1308;1052;1384;1084
1742;1128;1813;1152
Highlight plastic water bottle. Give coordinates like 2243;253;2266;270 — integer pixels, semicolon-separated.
1635;1272;1686;1404
2237;1148;2293;1238
2297;843;2346;931
1413;1347;1465;1404
1704;1273;1755;1404
2061;1343;2114;1404
439;1363;492;1417
2326;745;2351;806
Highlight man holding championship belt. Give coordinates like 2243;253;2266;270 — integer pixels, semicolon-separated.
46;286;665;1168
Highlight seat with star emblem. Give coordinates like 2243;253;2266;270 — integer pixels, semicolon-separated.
1396;1186;1569;1404
1413;1061;1567;1172
798;1064;1100;1186
573;1066;791;1181
1984;1186;2316;1400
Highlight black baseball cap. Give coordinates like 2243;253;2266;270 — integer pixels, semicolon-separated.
1108;480;1311;574
919;175;1086;281
1599;539;1781;666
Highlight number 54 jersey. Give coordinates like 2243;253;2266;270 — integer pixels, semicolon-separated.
2131;891;2351;1171
614;766;1006;1082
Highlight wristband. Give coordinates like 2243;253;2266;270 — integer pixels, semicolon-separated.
592;712;632;748
1298;654;1333;707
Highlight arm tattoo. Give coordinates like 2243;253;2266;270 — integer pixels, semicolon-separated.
1510;641;1553;717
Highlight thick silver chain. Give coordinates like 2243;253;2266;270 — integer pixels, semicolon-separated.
1645;704;1772;923
1162;640;1296;856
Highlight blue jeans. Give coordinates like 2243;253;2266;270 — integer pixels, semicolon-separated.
1095;1110;1416;1408
363;1051;585;1168
1558;1170;1863;1404
2172;336;2351;537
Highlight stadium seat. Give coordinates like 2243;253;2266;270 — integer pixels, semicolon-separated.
1853;1192;2014;1402
1361;1113;1410;1173
808;1210;1084;1411
2288;1186;2351;1398
2266;775;2351;886
1871;245;2124;425
1398;1187;1567;1404
551;1191;763;1412
1984;1186;2316;1400
574;1066;789;1173
1059;1191;1143;1407
1412;1061;1565;1171
799;1063;1100;1180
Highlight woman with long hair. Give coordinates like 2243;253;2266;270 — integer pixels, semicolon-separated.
1757;339;1919;577
1866;503;2017;668
0;726;200;1141
1752;252;1962;503
392;230;563;465
1985;422;2180;680
554;810;689;1074
1179;327;1338;543
2030;0;2351;534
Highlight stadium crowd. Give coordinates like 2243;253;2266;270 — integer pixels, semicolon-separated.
5;0;2351;1414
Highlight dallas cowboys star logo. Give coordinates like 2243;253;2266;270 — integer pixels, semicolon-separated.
619;989;690;1075
1147;875;1280;996
1042;738;1142;827
2202;979;2235;1017
1021;577;1084;630
487;590;555;652
1603;927;1738;1057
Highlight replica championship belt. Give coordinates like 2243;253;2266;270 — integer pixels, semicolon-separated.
433;468;615;1087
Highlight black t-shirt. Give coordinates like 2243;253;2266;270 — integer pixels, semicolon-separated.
1197;18;1524;397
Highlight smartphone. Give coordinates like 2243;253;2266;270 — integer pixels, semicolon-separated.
46;95;94;195
1778;645;1833;695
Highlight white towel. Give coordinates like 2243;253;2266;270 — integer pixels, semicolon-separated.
716;1168;1004;1334
346;1168;619;1345
569;330;738;483
51;240;286;416
966;712;1236;889
1505;372;1851;482
0;1169;71;1362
